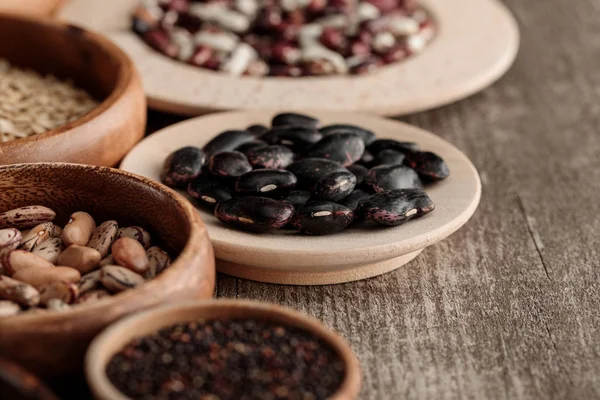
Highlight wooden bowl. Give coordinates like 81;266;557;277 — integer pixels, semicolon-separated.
0;163;215;377
0;357;60;400
121;110;482;285
0;13;146;166
57;0;519;116
86;300;362;400
0;0;63;17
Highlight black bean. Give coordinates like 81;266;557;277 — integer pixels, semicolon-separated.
246;124;269;136
235;169;297;196
280;190;311;211
313;171;357;202
286;158;348;190
236;140;268;156
271;112;320;129
359;189;435;226
319;124;376;145
347;164;368;185
215;197;294;233
246;145;295;169
264;127;323;152
161;146;205;188
368;139;419;155
339;189;370;211
187;177;233;209
372;149;406;166
358;149;374;166
291;201;354;235
207;151;252;179
203;130;256;157
306;133;365;166
365;164;422;193
404;151;450;181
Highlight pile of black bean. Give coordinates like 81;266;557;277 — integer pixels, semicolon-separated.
161;112;449;235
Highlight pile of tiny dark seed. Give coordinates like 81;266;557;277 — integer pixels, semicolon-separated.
106;319;346;400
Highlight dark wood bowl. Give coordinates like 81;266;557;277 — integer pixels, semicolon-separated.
0;163;216;377
86;300;362;400
0;357;60;400
0;13;146;166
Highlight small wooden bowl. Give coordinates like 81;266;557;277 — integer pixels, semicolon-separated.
86;300;362;400
0;163;216;377
0;13;146;166
0;357;60;400
0;0;63;17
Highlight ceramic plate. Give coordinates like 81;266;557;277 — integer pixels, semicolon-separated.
120;111;481;284
58;0;519;116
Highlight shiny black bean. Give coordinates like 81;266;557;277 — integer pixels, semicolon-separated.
203;130;256;157
359;189;435;226
313;171;357;202
246;124;269;136
246;145;295;169
404;151;450;182
372;149;405;166
358;150;374;166
306;133;365;166
339;189;370;211
368;139;419;155
291;201;354;235
347;164;368;185
236;141;268;156
272;112;320;129
319;124;376;145
275;127;324;152
208;151;252;178
161;146;205;188
286;158;348;190
215;197;295;233
280;190;311;211
235;169;297;196
365;165;422;193
187;177;233;209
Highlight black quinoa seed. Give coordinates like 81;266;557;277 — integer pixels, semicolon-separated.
106;319;346;400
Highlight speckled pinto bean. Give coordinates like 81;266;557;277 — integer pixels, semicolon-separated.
0;276;39;307
13;266;81;290
100;266;145;293
0;206;56;229
19;222;62;251
0;228;21;254
57;245;102;274
2;249;54;275
112;238;150;275
76;289;111;305
0;300;20;317
116;226;151;249
145;246;171;279
88;221;119;257
39;281;79;306
31;237;63;264
78;270;102;295
62;211;96;247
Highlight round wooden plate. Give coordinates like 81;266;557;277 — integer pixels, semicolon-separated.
57;0;519;116
121;111;481;285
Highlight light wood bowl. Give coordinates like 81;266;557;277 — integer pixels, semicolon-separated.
121;110;482;285
58;0;519;116
0;357;60;400
0;13;146;166
0;163;216;377
0;0;63;17
86;300;362;400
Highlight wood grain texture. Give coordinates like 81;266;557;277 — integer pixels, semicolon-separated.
50;0;600;398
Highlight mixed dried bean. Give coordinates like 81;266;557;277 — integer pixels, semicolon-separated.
162;111;449;235
132;0;436;77
0;206;172;316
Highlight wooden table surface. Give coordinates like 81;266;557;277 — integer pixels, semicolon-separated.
50;0;600;398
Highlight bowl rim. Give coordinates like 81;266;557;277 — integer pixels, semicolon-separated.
0;162;211;323
0;12;135;149
85;299;362;400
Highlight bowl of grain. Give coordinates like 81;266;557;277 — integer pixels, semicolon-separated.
0;12;146;166
0;163;215;377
